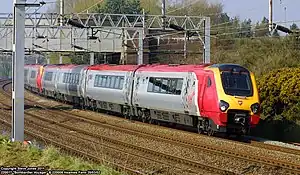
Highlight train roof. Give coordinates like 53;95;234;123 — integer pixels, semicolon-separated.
44;64;89;69
209;64;250;73
136;64;213;72
24;63;250;73
24;64;43;68
88;64;141;71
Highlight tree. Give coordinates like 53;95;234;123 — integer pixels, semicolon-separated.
254;17;270;37
94;0;142;14
290;23;299;30
48;0;103;13
140;0;161;15
166;0;223;23
239;19;253;38
69;53;90;64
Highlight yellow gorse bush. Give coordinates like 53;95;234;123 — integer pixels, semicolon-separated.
257;67;300;121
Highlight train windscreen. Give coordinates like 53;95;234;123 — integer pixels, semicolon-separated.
220;71;253;97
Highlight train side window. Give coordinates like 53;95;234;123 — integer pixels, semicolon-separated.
75;74;79;84
65;73;67;83
147;77;154;92
76;74;79;84
94;75;99;87
119;76;124;89
110;76;116;88
153;78;161;93
67;73;70;83
44;72;47;80
71;74;75;84
175;79;183;95
45;72;53;81
24;70;28;77
165;79;172;94
170;79;177;94
100;76;105;87
65;73;68;83
207;77;212;87
30;70;36;78
73;74;76;84
49;72;53;81
98;75;102;86
146;77;182;95
70;74;73;84
63;73;66;83
160;78;168;93
69;73;72;83
74;74;77;84
114;76;120;89
66;73;69;83
106;76;111;87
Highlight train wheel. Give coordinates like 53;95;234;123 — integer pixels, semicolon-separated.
142;116;146;123
141;111;147;123
123;107;129;119
137;109;143;121
197;122;203;134
204;120;214;136
207;129;214;136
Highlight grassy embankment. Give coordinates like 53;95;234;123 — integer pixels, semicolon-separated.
0;135;122;175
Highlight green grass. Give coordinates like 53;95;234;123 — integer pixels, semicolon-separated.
0;135;123;175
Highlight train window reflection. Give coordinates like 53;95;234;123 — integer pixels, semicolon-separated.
147;77;183;95
221;72;253;96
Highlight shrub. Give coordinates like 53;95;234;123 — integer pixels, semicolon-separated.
257;67;300;122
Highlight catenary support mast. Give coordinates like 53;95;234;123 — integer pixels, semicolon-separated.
11;0;25;142
269;0;273;33
59;0;64;63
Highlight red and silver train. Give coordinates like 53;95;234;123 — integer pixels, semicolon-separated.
24;63;260;136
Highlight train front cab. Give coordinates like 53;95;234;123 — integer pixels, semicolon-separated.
205;64;260;135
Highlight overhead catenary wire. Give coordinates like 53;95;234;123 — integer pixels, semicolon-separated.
25;24;298;55
79;0;104;13
0;16;297;44
0;19;297;54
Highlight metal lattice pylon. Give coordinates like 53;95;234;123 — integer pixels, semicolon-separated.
0;13;210;63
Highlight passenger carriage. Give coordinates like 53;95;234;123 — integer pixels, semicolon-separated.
84;64;141;115
54;64;88;104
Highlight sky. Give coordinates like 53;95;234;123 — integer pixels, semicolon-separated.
219;0;300;27
1;0;300;27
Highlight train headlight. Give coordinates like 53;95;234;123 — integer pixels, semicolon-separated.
251;103;260;114
219;100;229;112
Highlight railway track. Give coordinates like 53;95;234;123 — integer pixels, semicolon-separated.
0;80;234;175
2;80;300;174
250;140;300;156
21;95;300;174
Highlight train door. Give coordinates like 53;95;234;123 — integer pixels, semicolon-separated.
79;68;87;98
196;73;206;114
202;72;218;113
36;66;44;93
182;72;198;116
124;71;133;105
